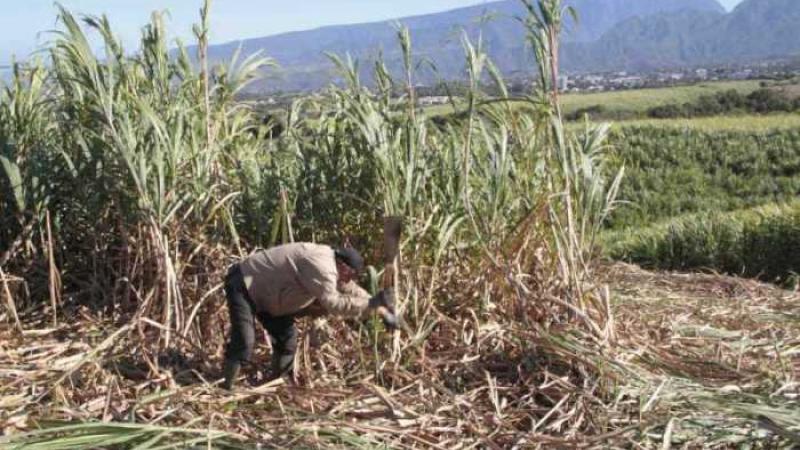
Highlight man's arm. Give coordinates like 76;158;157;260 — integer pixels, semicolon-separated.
295;253;397;327
295;257;371;318
316;280;371;318
321;281;397;329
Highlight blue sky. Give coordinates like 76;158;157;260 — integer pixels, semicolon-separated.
0;0;745;65
717;0;744;11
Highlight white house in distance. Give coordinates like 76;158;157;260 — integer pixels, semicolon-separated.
418;96;450;106
557;75;569;92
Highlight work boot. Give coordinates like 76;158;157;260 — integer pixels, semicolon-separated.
270;352;295;380
222;359;241;390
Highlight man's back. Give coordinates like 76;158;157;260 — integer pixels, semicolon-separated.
239;243;337;317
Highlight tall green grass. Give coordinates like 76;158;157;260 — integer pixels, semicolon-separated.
0;4;271;345
0;1;636;446
0;0;621;348
606;202;800;283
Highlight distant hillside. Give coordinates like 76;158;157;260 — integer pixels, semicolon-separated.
709;0;800;62
563;0;800;72
193;0;800;93
562;10;726;72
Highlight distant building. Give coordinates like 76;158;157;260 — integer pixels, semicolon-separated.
557;75;569;91
584;75;603;85
418;96;450;106
611;76;644;87
696;69;708;80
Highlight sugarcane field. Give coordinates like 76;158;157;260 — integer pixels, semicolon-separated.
1;0;799;448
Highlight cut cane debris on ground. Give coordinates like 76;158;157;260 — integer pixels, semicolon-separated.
1;263;798;448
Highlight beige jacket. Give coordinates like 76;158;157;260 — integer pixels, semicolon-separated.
239;243;371;318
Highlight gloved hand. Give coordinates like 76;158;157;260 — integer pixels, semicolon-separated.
369;288;398;330
381;310;399;330
368;288;395;312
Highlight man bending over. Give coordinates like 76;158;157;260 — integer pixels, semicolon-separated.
222;243;396;389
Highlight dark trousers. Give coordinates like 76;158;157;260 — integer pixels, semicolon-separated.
224;264;298;375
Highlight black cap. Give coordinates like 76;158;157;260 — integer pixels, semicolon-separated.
334;248;364;272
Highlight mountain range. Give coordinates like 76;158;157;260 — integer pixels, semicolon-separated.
564;0;800;72
199;0;799;92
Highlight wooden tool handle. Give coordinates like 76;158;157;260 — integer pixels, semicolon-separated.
382;216;403;290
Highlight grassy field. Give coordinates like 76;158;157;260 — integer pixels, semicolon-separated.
612;112;800;131
601;110;800;283
605;122;800;229
425;80;765;118
567;112;800;134
561;80;764;116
